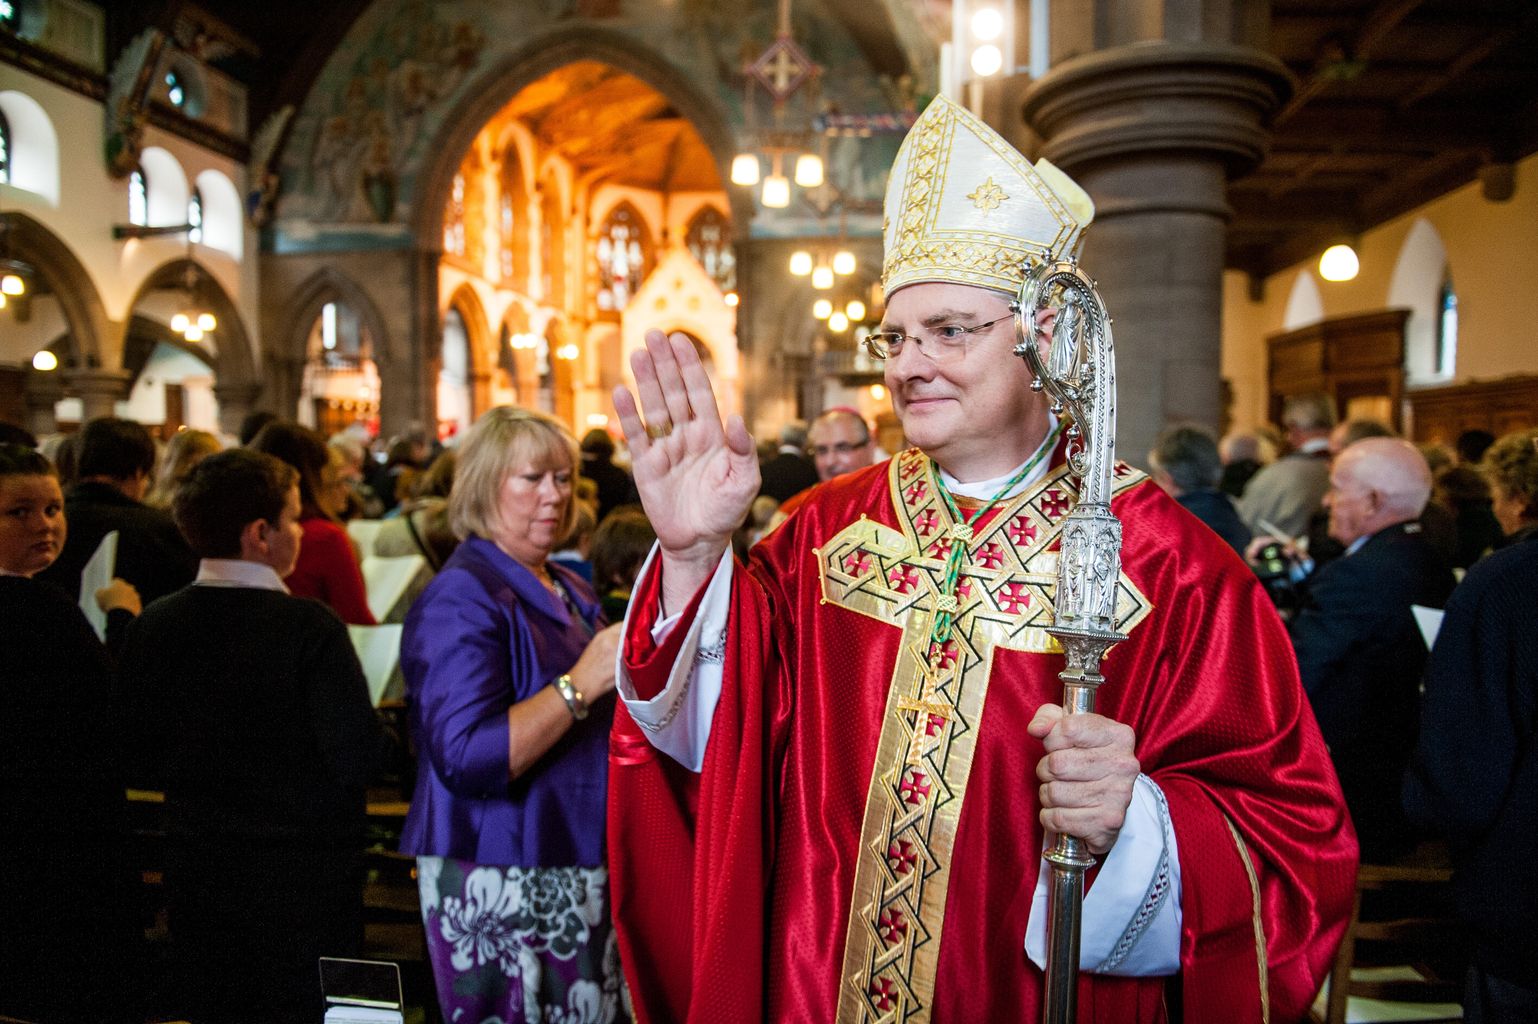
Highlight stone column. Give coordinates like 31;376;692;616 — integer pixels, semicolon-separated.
1020;42;1290;466
65;368;132;422
213;382;264;438
24;369;65;436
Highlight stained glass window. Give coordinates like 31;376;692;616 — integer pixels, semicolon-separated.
499;145;529;286
686;206;735;293
0;109;10;185
443;173;466;257
129;166;149;226
187;186;203;244
541;182;563;306
1434;273;1458;377
594;202;651;314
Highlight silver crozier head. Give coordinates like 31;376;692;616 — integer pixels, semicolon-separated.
1011;260;1117;506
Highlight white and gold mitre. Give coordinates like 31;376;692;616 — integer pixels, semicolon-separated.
882;93;1094;300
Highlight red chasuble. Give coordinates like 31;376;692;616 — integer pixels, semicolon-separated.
608;445;1356;1024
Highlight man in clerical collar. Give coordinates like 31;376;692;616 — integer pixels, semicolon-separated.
605;94;1353;1023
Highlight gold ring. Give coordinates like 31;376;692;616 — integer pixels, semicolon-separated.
645;421;673;440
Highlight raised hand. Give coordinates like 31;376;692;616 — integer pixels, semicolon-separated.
614;330;760;609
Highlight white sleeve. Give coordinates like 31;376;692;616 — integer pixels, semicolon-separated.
1024;773;1182;976
613;544;734;772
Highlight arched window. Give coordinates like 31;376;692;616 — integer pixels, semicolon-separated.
443;172;466;257
686;206;735;293
1435;273;1458;378
129;165;150;226
187;186;204;244
0;108;9;185
499;144;529;287
541;179;563;306
594;201;651;315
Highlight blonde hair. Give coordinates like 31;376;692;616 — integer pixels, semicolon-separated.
147;428;222;508
449;406;580;542
1483;428;1538;521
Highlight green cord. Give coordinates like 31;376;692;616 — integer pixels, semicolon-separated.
927;422;1064;648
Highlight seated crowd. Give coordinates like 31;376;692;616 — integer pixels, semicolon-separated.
1;400;1533;1023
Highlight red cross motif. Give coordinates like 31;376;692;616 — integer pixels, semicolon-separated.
913;508;939;537
928;639;959;671
879;908;909;946
924;712;948;738
996;581;1033;615
887;839;919;875
1114;462;1132;478
904;479;930;505
900;770;932;805
869;976;899;1012
901;457;923;480
974;541;1005;569
926;537;953;560
841;549;873;577
1007;516;1039;546
1041;489;1071;519
887;565;921;594
956;575;974;599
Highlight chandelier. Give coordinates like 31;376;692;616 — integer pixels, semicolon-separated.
731;0;823;209
0;217;30;310
169;257;217;343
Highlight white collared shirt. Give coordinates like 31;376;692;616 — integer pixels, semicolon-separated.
194;558;289;593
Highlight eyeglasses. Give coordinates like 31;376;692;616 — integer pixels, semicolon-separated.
808;440;871;458
862;313;1014;363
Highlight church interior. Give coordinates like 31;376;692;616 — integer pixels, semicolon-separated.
3;0;1537;1020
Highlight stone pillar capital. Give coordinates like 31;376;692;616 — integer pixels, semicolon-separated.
1021;41;1293;183
64;368;132;422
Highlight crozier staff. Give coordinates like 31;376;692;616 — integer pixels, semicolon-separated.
605;94;1355;1024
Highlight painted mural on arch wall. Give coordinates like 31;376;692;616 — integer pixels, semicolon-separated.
273;0;919;251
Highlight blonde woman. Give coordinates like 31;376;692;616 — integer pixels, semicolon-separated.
145;428;221;509
399;407;626;1023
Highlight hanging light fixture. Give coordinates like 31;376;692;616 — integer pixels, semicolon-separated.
832;250;857;276
845;299;866;322
761;159;791;209
32;350;58;372
789;251;813;276
812;298;833;320
1319;243;1360;282
827;311;849;332
556;342;581;361
730;154;762;187
170;261;217;343
0;218;31;301
794;153;824;188
732;0;824;211
811;264;834;290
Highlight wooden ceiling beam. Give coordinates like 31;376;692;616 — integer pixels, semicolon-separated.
1397;6;1538;110
1275;0;1428;125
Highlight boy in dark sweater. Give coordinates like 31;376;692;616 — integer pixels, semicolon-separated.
118;449;387;1024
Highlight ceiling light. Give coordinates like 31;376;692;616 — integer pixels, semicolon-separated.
812;299;832;320
197;312;217;332
1319;244;1359;282
972;8;1003;41
869;383;886;400
761;174;791;208
789;251;813;276
32;350;58;371
731;154;761;186
971;44;1003;77
828;311;850;332
794;154;824;188
724;291;740;307
0;273;24;296
845;299;866;321
832;250;857;276
184;324;205;342
171;313;190;334
811;265;834;290
556;343;581;360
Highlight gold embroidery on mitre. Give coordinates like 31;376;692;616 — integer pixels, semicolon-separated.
825;449;1149;1023
967;177;1008;211
881;94;1093;300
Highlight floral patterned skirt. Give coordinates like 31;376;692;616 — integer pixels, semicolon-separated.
416;856;629;1024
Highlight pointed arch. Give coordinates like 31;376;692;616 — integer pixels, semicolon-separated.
278;266;394;368
123;258;257;389
1281;270;1324;330
593;199;652;316
1389;218;1452;383
411;29;750;253
0;211;108;369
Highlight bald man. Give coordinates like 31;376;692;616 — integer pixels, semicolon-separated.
806;408;876;482
1288;437;1455;860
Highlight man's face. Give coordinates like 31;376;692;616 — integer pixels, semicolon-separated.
808;414;874;481
1324;456;1375;546
883;282;1043;476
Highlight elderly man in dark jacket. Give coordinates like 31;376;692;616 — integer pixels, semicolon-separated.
1288;437;1454;861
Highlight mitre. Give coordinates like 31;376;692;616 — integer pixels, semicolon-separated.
882;93;1094;300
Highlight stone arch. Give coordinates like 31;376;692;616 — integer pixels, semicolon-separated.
1281;269;1324;330
279;266;394;368
411;27;752;252
123;258;257;390
0;211;108;369
444;281;494;416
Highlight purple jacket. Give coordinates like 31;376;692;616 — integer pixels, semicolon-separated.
399;535;611;865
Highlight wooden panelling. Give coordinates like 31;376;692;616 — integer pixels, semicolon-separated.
1406;375;1538;444
1266;310;1409;430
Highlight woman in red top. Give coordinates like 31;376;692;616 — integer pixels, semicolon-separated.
249;421;376;625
